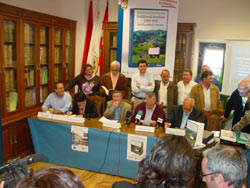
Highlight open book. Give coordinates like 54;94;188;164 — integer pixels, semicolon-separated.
101;86;113;96
220;129;250;145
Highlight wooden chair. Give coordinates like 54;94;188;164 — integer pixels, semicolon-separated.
88;95;105;117
202;110;224;131
122;99;134;111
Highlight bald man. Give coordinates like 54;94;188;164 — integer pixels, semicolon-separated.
221;79;250;130
165;97;202;129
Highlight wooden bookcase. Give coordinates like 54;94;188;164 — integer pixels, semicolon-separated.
0;3;76;161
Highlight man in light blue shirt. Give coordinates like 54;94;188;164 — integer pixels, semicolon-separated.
41;82;72;114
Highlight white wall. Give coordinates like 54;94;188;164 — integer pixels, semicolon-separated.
1;0;249;77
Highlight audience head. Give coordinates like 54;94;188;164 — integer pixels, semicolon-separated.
202;145;247;188
137;135;197;188
82;64;93;76
238;79;250;97
201;71;213;87
160;69;170;84
183;97;194;115
15;166;84;188
110;60;120;76
183;70;193;84
201;65;211;72
137;60;148;75
112;90;123;104
54;82;65;97
146;92;156;109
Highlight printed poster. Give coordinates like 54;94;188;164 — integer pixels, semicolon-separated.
127;134;147;162
71;126;89;152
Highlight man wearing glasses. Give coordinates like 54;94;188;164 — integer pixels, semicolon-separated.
201;145;247;188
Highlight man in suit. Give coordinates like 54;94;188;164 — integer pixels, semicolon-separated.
165;97;202;129
190;71;223;112
103;90;132;121
154;69;177;116
221;79;250;129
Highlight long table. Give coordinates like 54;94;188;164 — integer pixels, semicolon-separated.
28;116;165;179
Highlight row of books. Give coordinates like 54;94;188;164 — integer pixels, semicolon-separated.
111;34;117;48
110;49;117;64
176;34;187;52
65;47;72;63
54;47;62;64
5;69;15;91
54;65;61;82
40;46;48;65
24;45;35;65
4;44;16;66
40;27;48;44
24;24;35;44
6;91;18;113
25;88;35;107
3;21;16;43
25;68;35;87
40;67;48;85
66;30;72;46
40;86;48;103
175;53;185;69
55;29;62;45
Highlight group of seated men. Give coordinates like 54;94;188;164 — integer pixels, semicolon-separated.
41;59;250;133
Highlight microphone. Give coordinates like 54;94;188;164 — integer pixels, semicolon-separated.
135;110;143;124
125;111;132;125
156;116;164;128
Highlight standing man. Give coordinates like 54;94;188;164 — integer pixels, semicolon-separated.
103;90;132;121
195;65;221;90
42;82;72;114
131;60;155;109
154;69;177;115
177;70;196;105
190;71;223;112
165;98;202;129
201;145;247;188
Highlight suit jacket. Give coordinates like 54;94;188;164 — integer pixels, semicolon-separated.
131;102;166;123
100;72;127;100
167;105;203;128
190;83;223;111
103;101;132;121
224;89;250;125
154;80;177;115
72;99;98;118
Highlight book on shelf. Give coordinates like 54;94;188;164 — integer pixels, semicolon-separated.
3;22;9;42
40;27;46;44
8;21;14;42
8;45;13;66
5;70;10;91
181;35;186;51
4;45;8;66
66;30;71;46
40;86;48;103
40;46;47;65
9;69;15;90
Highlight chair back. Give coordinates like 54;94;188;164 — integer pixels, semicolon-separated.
122;99;134;112
88;95;105;117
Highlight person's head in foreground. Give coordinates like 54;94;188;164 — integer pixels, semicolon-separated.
15;166;84;188
137;135;197;188
202;145;247;188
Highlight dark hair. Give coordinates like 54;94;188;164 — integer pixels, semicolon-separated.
74;92;87;103
15;166;84;188
82;64;93;75
112;90;123;97
137;135;197;188
183;69;192;76
201;71;212;80
54;82;64;90
137;59;148;67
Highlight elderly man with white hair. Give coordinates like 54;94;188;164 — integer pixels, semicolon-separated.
221;79;250;131
100;60;127;101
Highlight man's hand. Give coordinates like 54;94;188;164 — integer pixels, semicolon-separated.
150;120;156;126
147;83;152;87
49;108;54;113
42;108;47;112
164;122;171;128
67;111;72;115
112;101;120;110
136;83;141;88
220;115;227;121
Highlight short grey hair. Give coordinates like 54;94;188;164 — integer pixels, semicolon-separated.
203;145;247;188
111;60;120;69
183;97;195;106
238;79;250;90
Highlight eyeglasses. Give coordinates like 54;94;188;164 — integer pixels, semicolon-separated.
200;172;217;178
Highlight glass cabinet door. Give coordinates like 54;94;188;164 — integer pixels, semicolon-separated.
3;20;18;113
24;23;36;107
109;32;117;67
54;28;62;83
40;26;49;103
65;29;73;87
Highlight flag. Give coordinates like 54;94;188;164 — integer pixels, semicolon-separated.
81;0;93;73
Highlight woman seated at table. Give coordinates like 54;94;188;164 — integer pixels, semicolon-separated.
66;63;100;96
67;92;98;118
111;135;197;188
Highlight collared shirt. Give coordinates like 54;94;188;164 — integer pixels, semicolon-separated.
111;72;119;89
41;92;72;113
202;85;211;111
242;96;248;109
158;81;169;106
180;112;190;129
131;72;155;98
111;104;121;120
144;104;156;121
177;80;196;105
